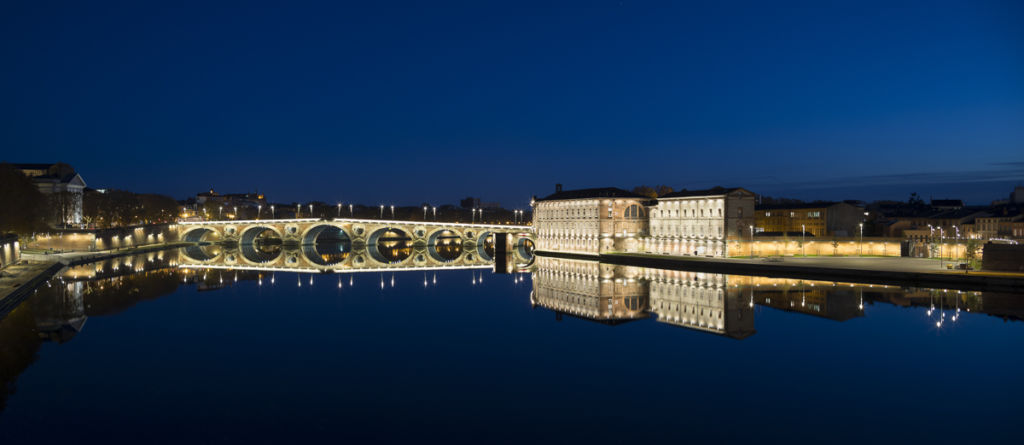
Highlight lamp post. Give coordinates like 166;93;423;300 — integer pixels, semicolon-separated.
270;205;275;219
423;205;428;220
218;206;223;220
859;223;863;256
749;225;754;258
939;227;944;270
954;225;960;262
472;208;477;224
297;203;301;218
308;204;313;217
233;206;238;220
390;205;395;219
432;206;437;221
337;203;342;218
801;224;805;257
379;205;384;219
349;204;353;217
257;205;262;220
478;208;483;223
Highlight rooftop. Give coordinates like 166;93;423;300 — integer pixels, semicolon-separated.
660;186;747;199
536;187;648;202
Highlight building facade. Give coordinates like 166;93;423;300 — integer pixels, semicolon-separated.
755;201;864;237
532;186;754;257
644;187;755;257
531;185;651;254
14;163;87;226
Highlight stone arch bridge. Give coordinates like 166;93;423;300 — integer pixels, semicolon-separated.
177;218;534;272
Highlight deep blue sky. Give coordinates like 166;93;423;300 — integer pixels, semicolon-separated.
2;0;1022;206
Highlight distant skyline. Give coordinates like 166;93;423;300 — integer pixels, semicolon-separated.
2;1;1021;207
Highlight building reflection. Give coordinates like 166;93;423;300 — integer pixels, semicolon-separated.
531;257;754;338
530;257;1022;338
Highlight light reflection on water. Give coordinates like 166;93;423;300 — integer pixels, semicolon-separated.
0;248;1021;442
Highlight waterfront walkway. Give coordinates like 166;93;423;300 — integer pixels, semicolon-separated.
0;242;190;315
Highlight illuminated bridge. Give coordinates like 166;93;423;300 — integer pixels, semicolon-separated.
177;218;534;272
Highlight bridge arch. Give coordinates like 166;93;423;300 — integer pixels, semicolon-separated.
300;224;350;245
425;229;463;262
476;231;494;261
516;237;535;261
366;227;414;264
239;225;284;245
183;227;220;243
182;244;222;262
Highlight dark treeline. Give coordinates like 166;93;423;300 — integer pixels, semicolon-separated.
82;190;179;228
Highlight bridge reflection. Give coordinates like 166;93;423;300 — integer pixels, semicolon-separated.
177;243;518;273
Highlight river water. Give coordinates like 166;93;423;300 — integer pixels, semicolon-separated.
0;248;1021;443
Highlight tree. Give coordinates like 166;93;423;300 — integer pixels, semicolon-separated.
964;238;981;272
0;162;50;235
908;192;926;209
831;238;840;256
655;185;674;197
632;186;657;198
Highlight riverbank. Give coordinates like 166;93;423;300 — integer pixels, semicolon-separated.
536;250;1024;293
0;242;192;317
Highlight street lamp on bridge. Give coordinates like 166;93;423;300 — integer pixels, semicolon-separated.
432;206;437;220
379;204;384;219
423;205;428;220
390;205;395;219
257;205;262;220
337;203;342;218
270;205;275;219
349;204;354;217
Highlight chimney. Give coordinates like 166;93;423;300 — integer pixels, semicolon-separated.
556;183;563;193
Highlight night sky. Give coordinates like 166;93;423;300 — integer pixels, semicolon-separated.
2;1;1022;207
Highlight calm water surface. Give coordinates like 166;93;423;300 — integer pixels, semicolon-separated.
1;249;1021;443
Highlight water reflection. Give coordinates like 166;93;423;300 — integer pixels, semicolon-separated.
529;257;1021;338
1;248;1022;418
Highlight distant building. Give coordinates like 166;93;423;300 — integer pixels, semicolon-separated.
930;199;964;210
195;189;266;209
13;163;87;226
1011;186;1024;205
755;201;864;237
975;205;1023;240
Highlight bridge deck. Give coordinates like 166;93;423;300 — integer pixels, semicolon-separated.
177;218;531;231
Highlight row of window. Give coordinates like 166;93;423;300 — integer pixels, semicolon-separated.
763;211;822;218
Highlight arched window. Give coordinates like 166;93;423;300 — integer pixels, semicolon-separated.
623;204;640;219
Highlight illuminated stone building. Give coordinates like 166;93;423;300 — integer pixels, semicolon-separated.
755;201;864;237
531;185;754;257
531;185;651;254
644;187;755;257
13;163;87;226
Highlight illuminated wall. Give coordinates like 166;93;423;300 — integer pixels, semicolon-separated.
0;236;19;269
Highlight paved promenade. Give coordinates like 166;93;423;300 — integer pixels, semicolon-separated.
1;243;189;316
